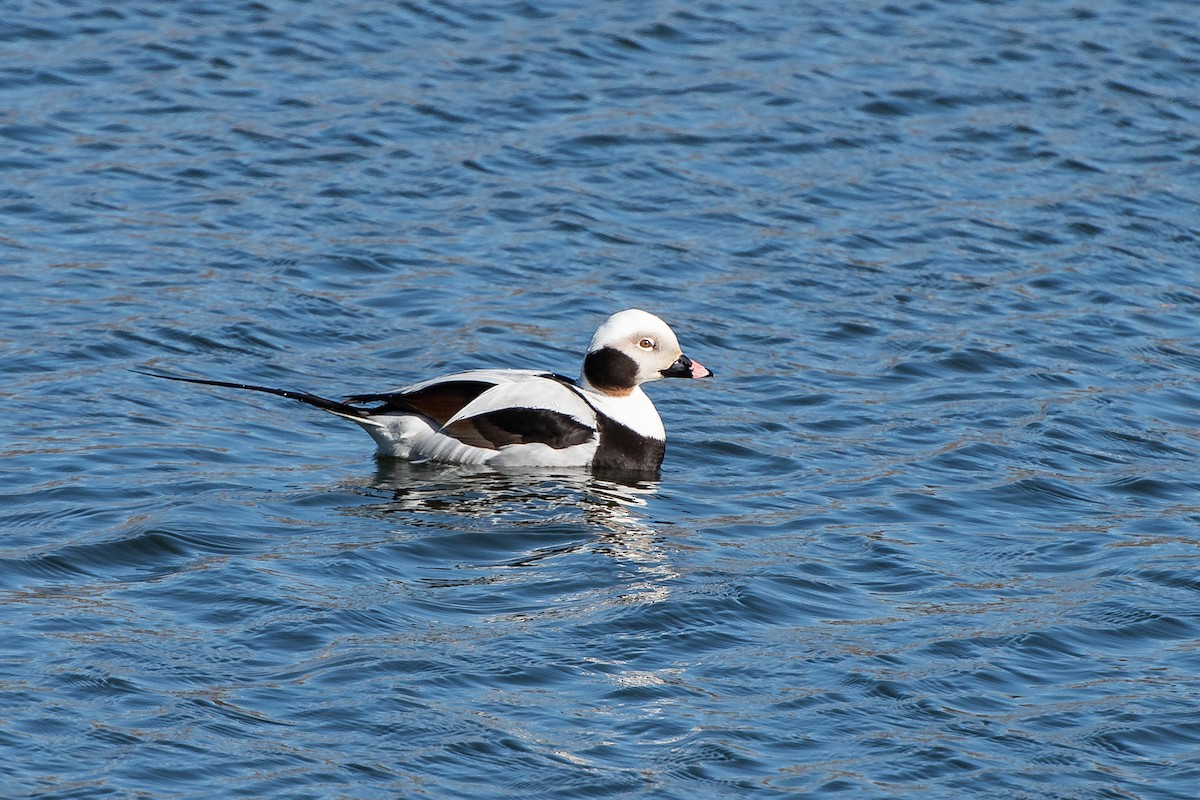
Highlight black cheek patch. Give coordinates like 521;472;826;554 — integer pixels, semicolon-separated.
583;348;639;392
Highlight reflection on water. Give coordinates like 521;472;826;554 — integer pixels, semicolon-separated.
334;460;675;593
331;462;683;650
360;459;661;535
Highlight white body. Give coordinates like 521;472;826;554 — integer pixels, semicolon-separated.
349;369;665;467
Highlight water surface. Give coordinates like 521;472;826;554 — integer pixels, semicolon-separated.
3;1;1200;798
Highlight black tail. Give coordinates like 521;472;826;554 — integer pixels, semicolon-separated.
134;369;370;419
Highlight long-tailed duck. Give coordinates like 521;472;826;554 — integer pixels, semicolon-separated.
141;309;712;471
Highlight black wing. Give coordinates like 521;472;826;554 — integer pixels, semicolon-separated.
446;407;596;451
349;373;594;451
346;380;495;426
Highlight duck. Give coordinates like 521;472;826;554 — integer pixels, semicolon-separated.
141;309;713;471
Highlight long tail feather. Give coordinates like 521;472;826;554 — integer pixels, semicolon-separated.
133;369;371;419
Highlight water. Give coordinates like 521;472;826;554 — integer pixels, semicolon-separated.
3;1;1200;797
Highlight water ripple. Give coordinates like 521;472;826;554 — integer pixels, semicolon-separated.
2;0;1200;798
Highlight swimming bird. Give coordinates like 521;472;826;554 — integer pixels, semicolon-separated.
140;309;713;471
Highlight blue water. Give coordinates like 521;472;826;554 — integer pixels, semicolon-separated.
4;1;1200;797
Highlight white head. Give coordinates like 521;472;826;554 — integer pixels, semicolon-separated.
580;309;713;396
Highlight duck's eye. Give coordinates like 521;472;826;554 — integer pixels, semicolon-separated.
638;338;655;350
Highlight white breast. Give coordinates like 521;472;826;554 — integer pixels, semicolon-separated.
581;387;665;440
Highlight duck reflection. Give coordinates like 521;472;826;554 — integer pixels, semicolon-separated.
339;461;678;610
359;460;661;535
